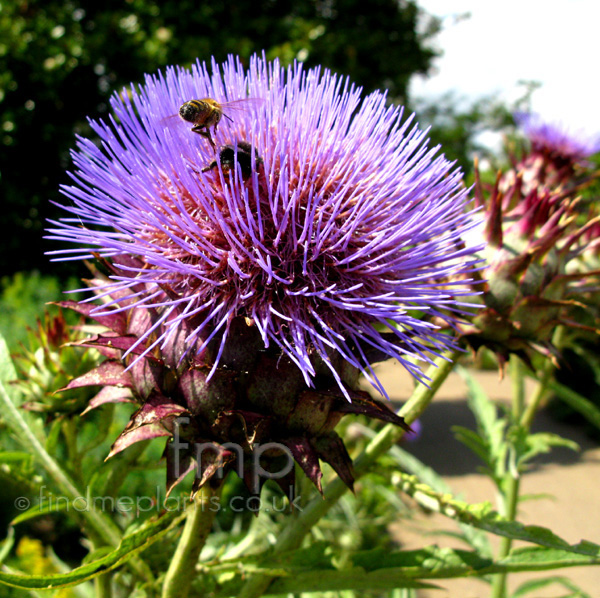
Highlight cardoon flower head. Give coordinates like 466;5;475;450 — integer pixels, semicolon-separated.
515;112;600;165
47;55;481;497
459;159;600;369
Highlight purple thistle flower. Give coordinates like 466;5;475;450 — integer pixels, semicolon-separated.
47;54;481;399
515;111;600;165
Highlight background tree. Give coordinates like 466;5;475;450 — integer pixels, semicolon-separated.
414;81;542;176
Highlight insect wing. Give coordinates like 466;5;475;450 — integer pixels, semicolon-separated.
160;113;183;131
219;98;265;114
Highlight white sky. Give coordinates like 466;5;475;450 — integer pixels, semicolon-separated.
411;0;600;132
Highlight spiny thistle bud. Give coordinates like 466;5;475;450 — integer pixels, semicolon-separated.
459;145;600;369
12;311;100;418
47;55;482;499
57;265;412;497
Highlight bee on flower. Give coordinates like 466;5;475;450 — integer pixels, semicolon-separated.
47;55;482;499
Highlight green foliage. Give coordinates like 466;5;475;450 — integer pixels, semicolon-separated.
1;321;599;596
0;271;81;351
0;272;59;349
0;0;439;275
0;510;183;590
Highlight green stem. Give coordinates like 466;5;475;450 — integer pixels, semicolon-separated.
491;354;525;598
95;572;112;598
161;483;223;598
510;354;525;422
0;381;153;583
520;368;551;431
492;327;567;598
521;325;565;431
490;473;520;598
237;350;461;598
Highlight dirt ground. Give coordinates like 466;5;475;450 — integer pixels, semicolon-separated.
372;361;600;598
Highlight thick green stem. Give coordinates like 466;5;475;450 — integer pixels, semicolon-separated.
490;473;520;598
510;355;525;421
0;381;153;583
237;350;461;598
492;328;566;598
520;368;552;431
161;483;223;598
491;355;525;598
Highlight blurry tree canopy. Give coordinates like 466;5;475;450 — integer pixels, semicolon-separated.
415;80;544;177
416;92;516;177
1;0;440;275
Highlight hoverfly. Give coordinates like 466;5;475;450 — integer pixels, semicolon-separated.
174;98;263;149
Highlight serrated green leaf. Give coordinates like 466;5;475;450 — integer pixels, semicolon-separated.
452;426;494;467
0;510;183;589
195;523;600;594
505;545;600;564
11;499;72;526
393;472;600;556
457;367;508;471
512;574;591;598
267;568;439;593
385;440;492;558
518;432;579;467
457;367;502;433
234;545;600;594
81;546;115;565
352;545;494;574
